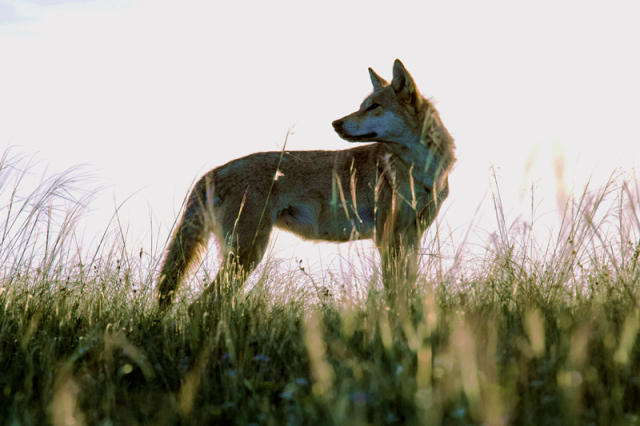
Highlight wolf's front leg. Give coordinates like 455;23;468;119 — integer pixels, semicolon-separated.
378;233;419;305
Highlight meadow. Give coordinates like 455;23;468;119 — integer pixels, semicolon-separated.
2;150;640;425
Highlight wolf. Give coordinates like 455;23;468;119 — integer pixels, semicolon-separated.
157;59;456;310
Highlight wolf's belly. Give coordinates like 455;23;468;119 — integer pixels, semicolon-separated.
274;202;374;242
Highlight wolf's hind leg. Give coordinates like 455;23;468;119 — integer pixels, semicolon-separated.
191;197;274;310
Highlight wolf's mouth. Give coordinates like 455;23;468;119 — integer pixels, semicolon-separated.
345;132;378;141
332;120;378;141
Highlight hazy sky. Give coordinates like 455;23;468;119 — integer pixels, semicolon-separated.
1;0;639;273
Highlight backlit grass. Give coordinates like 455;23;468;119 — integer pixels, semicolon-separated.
1;151;640;425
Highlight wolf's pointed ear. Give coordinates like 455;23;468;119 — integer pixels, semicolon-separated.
368;67;388;90
391;59;417;100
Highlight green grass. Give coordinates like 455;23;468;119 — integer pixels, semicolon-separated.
2;151;640;425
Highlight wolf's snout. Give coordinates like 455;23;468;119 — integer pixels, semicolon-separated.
332;119;343;133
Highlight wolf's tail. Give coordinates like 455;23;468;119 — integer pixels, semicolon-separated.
157;175;212;311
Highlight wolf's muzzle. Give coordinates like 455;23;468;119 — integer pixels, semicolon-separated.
332;119;344;133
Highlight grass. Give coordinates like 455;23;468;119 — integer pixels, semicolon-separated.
2;150;640;425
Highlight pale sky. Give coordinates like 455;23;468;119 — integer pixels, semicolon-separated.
1;0;639;278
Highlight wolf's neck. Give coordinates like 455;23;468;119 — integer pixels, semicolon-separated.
387;112;455;191
387;144;445;191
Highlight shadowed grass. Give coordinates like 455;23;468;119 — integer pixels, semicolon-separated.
2;150;640;424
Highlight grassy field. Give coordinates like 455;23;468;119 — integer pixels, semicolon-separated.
2;152;640;425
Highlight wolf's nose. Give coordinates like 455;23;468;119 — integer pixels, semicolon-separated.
332;119;343;132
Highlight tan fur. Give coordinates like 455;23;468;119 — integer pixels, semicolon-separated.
157;59;456;310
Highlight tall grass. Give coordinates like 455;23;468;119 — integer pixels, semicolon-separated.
1;149;640;425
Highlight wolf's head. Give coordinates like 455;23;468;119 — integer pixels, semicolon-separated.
332;59;430;148
333;59;456;190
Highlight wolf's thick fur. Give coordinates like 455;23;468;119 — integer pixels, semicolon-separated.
157;59;455;309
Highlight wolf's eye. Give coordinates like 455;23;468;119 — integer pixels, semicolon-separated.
365;103;380;112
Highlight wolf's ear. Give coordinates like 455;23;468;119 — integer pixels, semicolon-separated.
391;59;417;101
368;67;388;90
